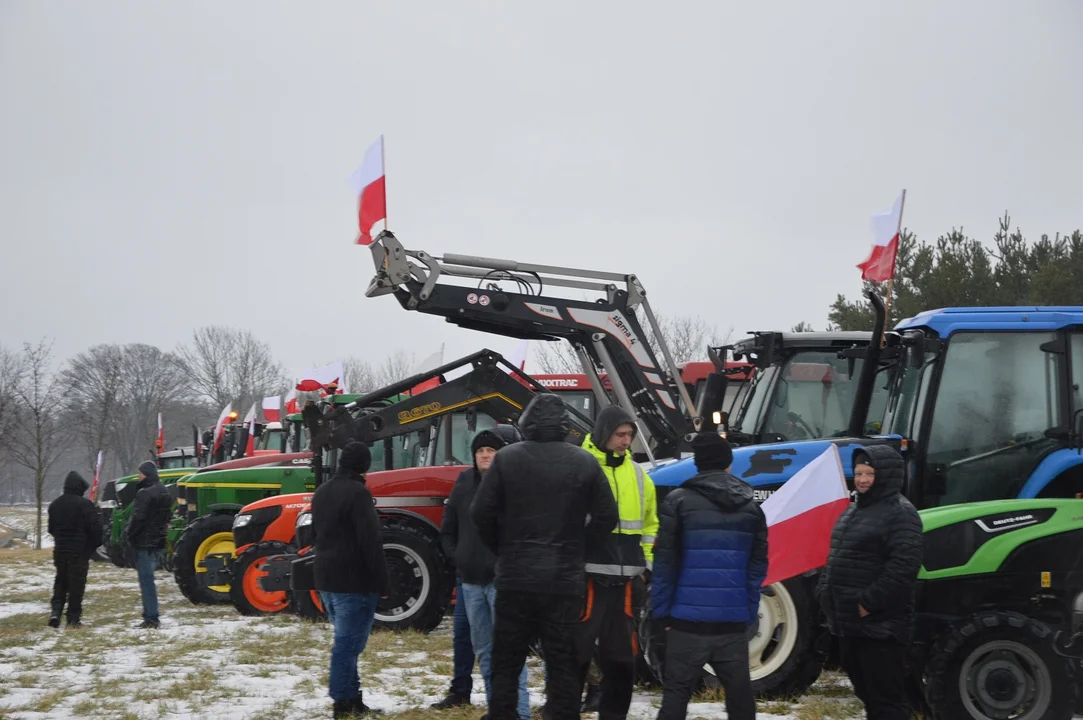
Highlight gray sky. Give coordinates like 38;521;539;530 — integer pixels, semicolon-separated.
3;1;1082;378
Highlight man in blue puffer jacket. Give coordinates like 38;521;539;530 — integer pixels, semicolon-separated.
651;433;768;720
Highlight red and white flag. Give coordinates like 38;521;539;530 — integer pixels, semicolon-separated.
156;412;165;452
243;403;257;456
505;339;530;373
349;135;387;246
261;395;281;423
296;361;344;392
856;190;906;283
409;346;445;395
760;445;851;587
213;403;233;452
284;388;299;415
89;450;104;503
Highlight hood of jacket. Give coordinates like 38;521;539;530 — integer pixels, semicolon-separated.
682;470;754;511
853;444;905;507
63;471;89;496
589;405;637;467
470;424;522;472
518;394;569;442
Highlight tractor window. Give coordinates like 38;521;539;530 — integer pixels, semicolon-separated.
926;332;1061;505
441;413;498;466
1069;334;1083;415
556;391;596;422
729;365;777;436
761;351;866;440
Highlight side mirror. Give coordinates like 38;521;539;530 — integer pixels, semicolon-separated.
697;372;729;431
905;331;927;368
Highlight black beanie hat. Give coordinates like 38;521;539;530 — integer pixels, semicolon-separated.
138;461;159;481
339;441;372;475
692;432;733;472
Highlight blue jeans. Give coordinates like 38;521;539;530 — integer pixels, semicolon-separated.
134;548;162;622
452;579;475;697
320;592;379;703
462;582;530;720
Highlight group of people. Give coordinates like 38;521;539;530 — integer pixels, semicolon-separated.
310;392;925;720
46;460;176;630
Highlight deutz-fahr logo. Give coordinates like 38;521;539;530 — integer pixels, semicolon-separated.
752;489;775;503
610;314;638;345
399;402;443;422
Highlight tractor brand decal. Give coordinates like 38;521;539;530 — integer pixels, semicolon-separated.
538;378;584;388
742;448;799;479
566;308;654;368
398;402;443;423
291;458;311;465
752;489;776;502
525;302;562;320
975;513;1041;533
609;314;638;345
284;502;310;509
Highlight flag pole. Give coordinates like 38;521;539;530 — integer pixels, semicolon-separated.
381;134;388;233
881;189;906;343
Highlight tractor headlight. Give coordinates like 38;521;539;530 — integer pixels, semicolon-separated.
232;514;252;529
296;512;313;528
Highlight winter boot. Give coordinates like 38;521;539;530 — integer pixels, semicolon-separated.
332;700;358;719
137;620;160;629
47;616;60;629
431;692;471;709
351;692;382;715
581;683;601;713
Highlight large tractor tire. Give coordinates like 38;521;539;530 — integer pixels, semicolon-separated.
923;611;1077;720
642;576;824;699
172;513;236;605
374;517;454;633
293;587;328;622
230;541;295;617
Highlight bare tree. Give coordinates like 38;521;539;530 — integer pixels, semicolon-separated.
174;327;286;411
9;340;66;548
342;356;377;395
373;350;418;387
109;344;190;473
0;343;24;454
59;344;124;477
534;312;734;375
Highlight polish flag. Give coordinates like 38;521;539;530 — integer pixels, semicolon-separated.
89;450;104;503
284;388;299;415
261;395;281;423
409;346;445;395
156;412;165;452
856;190;906;283
243;403;257;456
349;135;386;246
296;361;344;392
760;445;851;587
213;403;233;452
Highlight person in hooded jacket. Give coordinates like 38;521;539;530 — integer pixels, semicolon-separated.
312;441;391;719
122;461;173;629
816;445;922;720
471;394;619;720
575;405;659;720
441;424;531;720
46;471;103;628
651;433;768;720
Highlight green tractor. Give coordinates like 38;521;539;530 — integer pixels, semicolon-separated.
907;498;1083;719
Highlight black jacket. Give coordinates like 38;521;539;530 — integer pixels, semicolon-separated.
124;472;173;550
817;445;923;644
652;470;768;632
470;394;619;596
47;472;103;558
312;469;391;596
441;467;499;585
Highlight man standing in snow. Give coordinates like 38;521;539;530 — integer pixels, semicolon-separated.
122;461;173;630
46;471;103;628
313;441;391;719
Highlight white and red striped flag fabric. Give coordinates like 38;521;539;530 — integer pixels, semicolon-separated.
760;445;851;587
213;403;233;453
243;403;257;456
283;388;299;415
89;450;103;503
296;361;344;393
156;412;165;452
261;395;281;423
349;135;386;246
856;190;906;283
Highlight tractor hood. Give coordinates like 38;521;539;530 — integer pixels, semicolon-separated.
239;492;313;514
648;436;903;497
194;452;312;473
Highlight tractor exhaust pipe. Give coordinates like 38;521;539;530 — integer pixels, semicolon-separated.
846;291;887;438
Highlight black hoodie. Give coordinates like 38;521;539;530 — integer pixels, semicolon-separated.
817;444;923;643
470;394;619;596
124;465;173;550
47;472;103;558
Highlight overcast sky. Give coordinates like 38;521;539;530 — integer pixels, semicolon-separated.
2;1;1082;378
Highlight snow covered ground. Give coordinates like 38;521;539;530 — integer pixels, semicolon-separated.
0;505;54;549
0;547;877;719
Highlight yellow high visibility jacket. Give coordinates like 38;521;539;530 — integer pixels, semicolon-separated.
581;433;659;577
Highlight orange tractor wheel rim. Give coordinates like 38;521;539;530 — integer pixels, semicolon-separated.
311;590;324;613
243;558;289;613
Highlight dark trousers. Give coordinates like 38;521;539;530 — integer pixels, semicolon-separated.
50;553;89;623
491;590;581;720
657;629;754;720
838;636;910;720
451;579;475;697
575;579;636;720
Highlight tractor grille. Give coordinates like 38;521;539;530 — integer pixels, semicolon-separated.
233;506;283;547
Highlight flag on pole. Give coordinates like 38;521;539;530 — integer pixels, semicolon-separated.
759;445;851;587
89;450;104;503
284;388;299;415
409;345;445;395
296;361;345;393
261;395;281;423
505;339;530;373
349;135;387;246
856;190;906;282
213;403;233;453
243;403;257;456
156;412;165;452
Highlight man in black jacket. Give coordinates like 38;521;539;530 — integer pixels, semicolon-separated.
441;424;530;720
817;445;923;720
46;471;103;628
313;441;391;719
471;394;619;720
123;461;173;629
651;433;767;720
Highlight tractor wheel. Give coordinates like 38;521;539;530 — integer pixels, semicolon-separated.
172;513;236;605
642;576;823;699
293;588;328;622
229;541;296;617
374;518;454;633
923;611;1077;720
